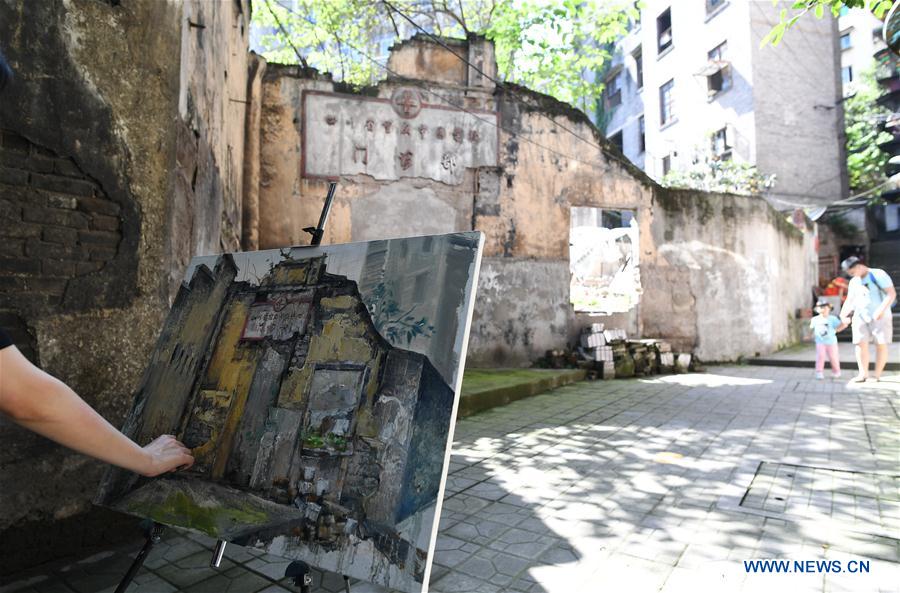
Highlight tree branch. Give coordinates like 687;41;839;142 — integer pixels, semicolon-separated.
265;0;309;68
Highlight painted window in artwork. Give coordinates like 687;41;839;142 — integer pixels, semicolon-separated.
413;272;428;303
569;206;641;313
306;366;367;443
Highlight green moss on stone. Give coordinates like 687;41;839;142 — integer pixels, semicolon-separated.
127;490;269;537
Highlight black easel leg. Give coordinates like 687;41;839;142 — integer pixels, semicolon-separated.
114;522;165;593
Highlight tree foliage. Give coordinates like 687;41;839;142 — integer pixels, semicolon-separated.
661;150;777;196
844;68;892;194
252;0;637;113
762;0;891;46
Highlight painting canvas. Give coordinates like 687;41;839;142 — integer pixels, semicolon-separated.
95;232;484;592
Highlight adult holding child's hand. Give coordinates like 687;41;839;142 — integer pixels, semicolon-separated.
838;257;896;382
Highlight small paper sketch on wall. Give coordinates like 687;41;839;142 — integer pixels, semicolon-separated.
95;232;484;593
569;207;641;314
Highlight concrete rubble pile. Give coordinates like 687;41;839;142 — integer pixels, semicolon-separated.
577;324;693;380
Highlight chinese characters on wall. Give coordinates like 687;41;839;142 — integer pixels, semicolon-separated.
303;88;499;185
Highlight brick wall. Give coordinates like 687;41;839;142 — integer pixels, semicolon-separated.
0;129;122;358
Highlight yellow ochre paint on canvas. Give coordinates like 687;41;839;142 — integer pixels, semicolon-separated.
188;299;260;478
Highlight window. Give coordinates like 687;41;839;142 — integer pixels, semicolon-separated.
569;207;640;314
842;65;853;84
657;8;673;53
633;47;643;89
711;127;732;160
659;79;675;125
638;116;646;153
708;41;727;63
605;71;622;107
840;31;852;50
662;155;671;176
609;130;624;153
707;0;726;13
706;41;732;97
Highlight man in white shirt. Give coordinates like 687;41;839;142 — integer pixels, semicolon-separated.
839;256;896;382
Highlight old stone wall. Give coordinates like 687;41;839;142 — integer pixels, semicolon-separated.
248;36;817;368
643;189;817;361
0;0;249;572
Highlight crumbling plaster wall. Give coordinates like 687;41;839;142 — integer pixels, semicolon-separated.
470;90;655;363
253;52;656;365
255;65;489;249
0;0;249;571
643;188;817;360
252;37;816;367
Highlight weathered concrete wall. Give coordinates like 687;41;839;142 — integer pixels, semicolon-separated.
168;0;250;294
255;64;487;248
643;189;816;360
0;0;249;571
250;36;817;369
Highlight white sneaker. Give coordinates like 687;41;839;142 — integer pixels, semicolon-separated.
815;372;824;380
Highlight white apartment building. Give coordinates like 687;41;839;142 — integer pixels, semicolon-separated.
602;0;848;209
838;7;885;94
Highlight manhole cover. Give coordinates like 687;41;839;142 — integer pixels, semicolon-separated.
737;462;899;537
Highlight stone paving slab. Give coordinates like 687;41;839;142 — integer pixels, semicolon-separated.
750;341;900;370
1;366;898;593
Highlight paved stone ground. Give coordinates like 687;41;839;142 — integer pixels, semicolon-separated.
1;366;898;593
752;342;899;370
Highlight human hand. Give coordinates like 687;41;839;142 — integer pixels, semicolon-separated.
141;435;194;477
873;309;884;321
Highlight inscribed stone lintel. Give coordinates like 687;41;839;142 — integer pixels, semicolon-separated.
302;90;499;185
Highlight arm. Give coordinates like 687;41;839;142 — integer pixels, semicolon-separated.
874;285;896;321
839;287;854;322
0;345;193;477
834;315;848;333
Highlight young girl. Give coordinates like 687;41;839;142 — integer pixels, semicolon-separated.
810;299;847;379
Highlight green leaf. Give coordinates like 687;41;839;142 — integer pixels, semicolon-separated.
761;22;787;47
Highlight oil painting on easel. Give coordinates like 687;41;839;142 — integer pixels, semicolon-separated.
95;232;483;592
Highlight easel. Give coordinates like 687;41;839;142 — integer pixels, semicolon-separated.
289;179;348;593
113;182;339;593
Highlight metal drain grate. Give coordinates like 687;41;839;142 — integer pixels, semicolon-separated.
739;462;899;536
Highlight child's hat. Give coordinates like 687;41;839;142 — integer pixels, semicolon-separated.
815;299;832;308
